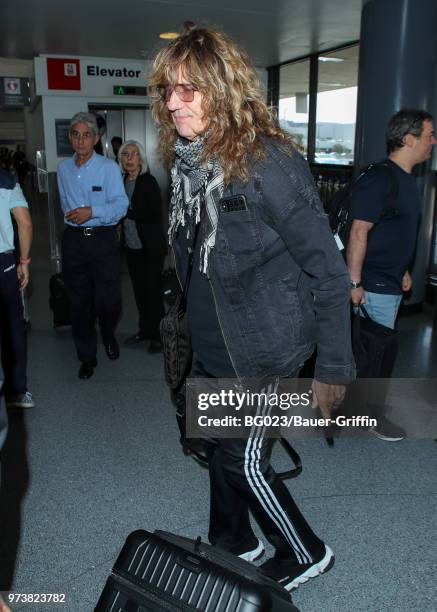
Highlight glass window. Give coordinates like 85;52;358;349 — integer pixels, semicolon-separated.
315;45;359;166
279;59;310;156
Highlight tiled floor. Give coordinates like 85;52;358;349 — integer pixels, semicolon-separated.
0;183;436;611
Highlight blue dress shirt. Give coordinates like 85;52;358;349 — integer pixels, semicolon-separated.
57;152;128;227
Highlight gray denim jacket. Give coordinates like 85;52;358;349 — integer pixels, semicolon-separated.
173;137;355;384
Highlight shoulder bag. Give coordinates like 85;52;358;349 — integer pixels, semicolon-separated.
160;224;199;390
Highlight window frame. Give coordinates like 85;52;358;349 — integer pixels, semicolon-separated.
268;41;359;166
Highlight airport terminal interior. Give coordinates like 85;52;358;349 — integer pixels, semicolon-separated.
1;0;437;611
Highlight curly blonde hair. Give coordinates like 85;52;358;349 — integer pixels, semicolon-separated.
149;23;294;184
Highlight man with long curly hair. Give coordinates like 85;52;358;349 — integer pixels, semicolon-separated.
149;23;355;591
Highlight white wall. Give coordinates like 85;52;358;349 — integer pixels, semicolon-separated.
35;55;153;172
42;96;88;172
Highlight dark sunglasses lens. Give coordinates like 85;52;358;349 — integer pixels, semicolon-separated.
175;85;195;102
154;84;195;102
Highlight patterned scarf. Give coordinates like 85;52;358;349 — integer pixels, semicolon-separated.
169;136;224;274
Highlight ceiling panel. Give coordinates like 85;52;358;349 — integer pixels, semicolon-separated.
0;0;362;66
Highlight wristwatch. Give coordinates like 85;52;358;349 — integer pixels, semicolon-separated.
350;280;362;289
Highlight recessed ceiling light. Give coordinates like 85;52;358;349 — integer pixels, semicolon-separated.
159;32;179;40
318;56;344;62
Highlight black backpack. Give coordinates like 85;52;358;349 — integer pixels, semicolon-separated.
328;161;399;253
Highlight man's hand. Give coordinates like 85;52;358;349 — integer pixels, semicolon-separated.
311;380;346;419
65;206;92;225
17;262;29;289
351;286;365;306
402;271;412;292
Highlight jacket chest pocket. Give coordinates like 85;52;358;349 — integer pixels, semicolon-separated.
217;209;263;255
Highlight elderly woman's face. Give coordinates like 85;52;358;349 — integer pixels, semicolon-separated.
166;66;208;141
121;144;141;174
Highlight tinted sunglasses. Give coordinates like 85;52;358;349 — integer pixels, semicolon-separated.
152;83;197;103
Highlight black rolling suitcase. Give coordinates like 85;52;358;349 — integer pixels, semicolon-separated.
95;530;299;612
49;272;71;327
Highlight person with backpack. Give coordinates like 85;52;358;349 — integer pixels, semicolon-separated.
346;108;436;440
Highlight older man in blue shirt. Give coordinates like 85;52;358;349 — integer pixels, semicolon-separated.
57;112;128;379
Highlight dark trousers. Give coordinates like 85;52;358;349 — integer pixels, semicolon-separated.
125;248;164;342
0;392;7;450
0;252;27;395
62;227;121;363
192;359;324;564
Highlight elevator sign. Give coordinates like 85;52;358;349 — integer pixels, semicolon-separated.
113;85;148;96
88;66;142;79
35;55;151;97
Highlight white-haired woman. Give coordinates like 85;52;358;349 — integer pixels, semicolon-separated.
119;140;166;352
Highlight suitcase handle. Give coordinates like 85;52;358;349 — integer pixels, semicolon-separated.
359;305;371;319
176;553;203;573
277;438;302;480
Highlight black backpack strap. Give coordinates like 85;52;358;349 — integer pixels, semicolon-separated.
373;161;399;219
358;161;399;221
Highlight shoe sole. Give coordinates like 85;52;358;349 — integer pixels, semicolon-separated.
238;539;265;563
282;545;335;591
368;427;404;442
6;403;35;409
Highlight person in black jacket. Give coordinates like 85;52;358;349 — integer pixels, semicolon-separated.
148;23;354;592
120;140;166;352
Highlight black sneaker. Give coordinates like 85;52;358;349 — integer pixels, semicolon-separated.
260;544;334;591
78;360;97;379
6;391;35;408
368;416;405;442
238;538;265;562
214;537;265;563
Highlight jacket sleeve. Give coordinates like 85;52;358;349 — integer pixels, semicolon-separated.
262;149;355;384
